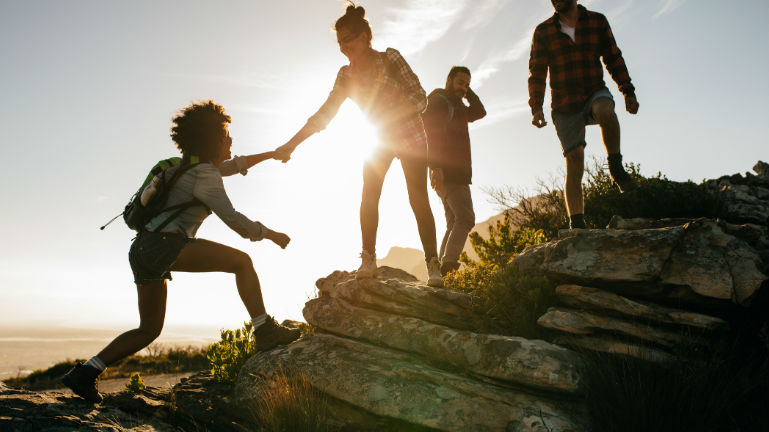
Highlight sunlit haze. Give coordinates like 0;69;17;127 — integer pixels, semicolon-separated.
1;0;767;332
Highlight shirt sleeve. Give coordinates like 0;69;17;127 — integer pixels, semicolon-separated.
600;16;635;97
385;48;427;113
528;25;549;115
306;67;350;133
218;155;249;177
465;91;487;123
192;165;267;241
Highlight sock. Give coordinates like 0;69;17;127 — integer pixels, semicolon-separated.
607;153;623;175
251;313;268;329
570;214;586;229
85;356;106;372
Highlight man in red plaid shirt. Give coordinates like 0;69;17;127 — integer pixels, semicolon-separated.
529;0;639;229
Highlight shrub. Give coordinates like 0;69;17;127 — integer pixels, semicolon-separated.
444;213;555;339
487;158;726;235
206;322;258;383
125;372;146;393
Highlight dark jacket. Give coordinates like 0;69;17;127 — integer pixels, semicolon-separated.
423;88;486;184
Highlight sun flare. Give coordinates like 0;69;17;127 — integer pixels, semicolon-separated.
320;102;380;164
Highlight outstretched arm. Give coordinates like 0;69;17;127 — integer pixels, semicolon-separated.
219;151;278;177
276;67;349;162
274;124;316;163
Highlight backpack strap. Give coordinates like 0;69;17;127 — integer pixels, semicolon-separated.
434;92;455;124
146;163;209;233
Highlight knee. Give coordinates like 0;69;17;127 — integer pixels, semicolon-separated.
232;251;254;273
139;323;163;341
593;100;617;125
565;147;584;169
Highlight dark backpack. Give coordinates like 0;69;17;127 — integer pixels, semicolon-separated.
101;157;206;232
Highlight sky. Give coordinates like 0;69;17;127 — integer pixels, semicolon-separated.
0;0;767;332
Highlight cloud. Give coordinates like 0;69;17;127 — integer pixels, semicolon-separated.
459;0;507;31
472;32;533;87
376;0;469;55
470;100;530;130
653;0;687;18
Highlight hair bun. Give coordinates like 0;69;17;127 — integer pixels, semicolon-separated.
346;4;365;19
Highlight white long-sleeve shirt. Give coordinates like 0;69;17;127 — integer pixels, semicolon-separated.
144;156;267;240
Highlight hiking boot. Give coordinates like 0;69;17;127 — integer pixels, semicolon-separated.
355;250;377;279
440;259;460;277
427;257;443;287
253;316;301;351
61;362;103;403
608;154;638;193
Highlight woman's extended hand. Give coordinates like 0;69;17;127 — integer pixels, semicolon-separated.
273;143;296;163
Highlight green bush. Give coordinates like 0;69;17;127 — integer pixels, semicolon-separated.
489;158;726;236
445;214;555;339
206;322;258;383
124;372;146;393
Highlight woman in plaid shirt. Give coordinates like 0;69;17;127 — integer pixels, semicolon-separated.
275;4;443;287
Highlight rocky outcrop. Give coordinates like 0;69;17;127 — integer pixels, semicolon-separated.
513;218;766;308
515;214;766;362
234;267;589;432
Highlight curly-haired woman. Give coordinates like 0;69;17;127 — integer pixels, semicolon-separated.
62;100;300;403
275;4;442;287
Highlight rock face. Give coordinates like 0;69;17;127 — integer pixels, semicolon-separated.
517;214;766;362
513;218;766;308
235;267;589;432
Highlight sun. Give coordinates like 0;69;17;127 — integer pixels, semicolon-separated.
319;101;380;164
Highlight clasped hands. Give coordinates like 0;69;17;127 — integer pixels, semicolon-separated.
272;142;297;163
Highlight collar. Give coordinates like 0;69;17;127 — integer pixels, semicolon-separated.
548;4;589;29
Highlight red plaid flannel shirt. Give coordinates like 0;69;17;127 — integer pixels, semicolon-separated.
307;48;428;156
528;5;635;114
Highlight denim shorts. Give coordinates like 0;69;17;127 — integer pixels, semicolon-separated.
128;232;194;285
552;87;614;156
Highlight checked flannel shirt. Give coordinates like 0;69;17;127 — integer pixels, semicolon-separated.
528;5;636;115
306;48;428;157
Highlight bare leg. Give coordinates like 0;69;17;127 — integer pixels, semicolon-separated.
401;157;438;259
171;238;266;318
592;97;620;155
564;146;585;217
97;280;167;366
360;150;394;255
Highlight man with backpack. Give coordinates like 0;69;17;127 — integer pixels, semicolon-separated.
423;66;486;276
62;100;300;403
529;0;639;229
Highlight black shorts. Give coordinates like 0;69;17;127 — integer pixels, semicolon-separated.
128;232;194;285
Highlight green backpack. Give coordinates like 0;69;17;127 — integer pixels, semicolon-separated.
101;157;206;232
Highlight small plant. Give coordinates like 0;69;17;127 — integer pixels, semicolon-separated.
254;366;335;432
125;372;146;393
206;322;257;383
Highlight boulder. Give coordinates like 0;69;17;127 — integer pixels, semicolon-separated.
316;266;482;331
304;294;583;394
235;333;588;432
513;219;767;307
